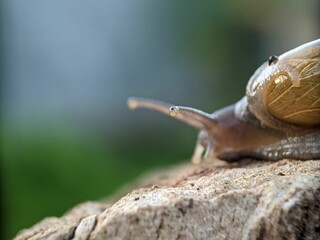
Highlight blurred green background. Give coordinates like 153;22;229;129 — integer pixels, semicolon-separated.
1;1;319;239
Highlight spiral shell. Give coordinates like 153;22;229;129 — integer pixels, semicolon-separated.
247;39;320;129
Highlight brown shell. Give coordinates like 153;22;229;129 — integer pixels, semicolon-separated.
247;39;320;130
266;71;320;127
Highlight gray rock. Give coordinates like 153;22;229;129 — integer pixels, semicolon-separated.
15;159;320;240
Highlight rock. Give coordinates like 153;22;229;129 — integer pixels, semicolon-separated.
15;159;320;240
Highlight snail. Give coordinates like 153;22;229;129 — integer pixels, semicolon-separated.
128;39;320;163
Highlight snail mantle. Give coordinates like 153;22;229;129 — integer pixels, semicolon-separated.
15;159;320;240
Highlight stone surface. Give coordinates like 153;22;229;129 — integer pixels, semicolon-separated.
15;159;320;240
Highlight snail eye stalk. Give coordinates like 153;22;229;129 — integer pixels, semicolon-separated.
127;97;216;130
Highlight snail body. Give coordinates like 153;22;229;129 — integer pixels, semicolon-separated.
128;39;320;163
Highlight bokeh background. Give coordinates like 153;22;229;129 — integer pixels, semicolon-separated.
1;0;319;239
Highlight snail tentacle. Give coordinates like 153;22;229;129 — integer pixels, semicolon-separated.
127;97;172;115
128;97;216;130
191;143;205;164
168;106;216;130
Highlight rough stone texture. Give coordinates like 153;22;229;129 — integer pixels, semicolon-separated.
15;159;320;240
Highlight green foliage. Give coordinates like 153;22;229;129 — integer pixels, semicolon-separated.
1;125;190;239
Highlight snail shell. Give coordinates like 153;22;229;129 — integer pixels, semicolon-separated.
247;39;320;130
128;39;320;163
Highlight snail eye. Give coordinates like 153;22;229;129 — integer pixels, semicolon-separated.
268;55;279;66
